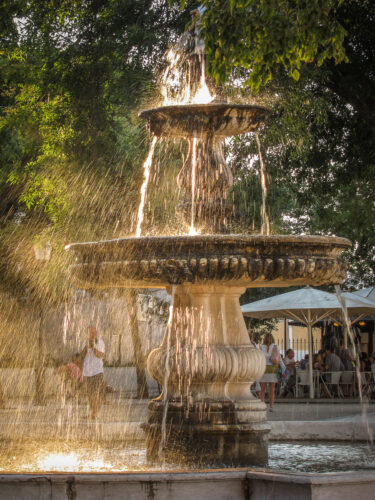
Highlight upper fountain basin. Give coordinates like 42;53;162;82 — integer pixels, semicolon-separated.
139;104;271;138
66;234;351;289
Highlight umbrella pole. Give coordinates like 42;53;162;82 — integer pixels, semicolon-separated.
307;309;314;399
344;323;348;349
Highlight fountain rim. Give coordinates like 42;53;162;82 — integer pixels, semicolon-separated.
139;102;272;119
65;234;351;253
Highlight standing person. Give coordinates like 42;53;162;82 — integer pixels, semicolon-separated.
338;342;355;371
81;326;105;420
259;332;280;412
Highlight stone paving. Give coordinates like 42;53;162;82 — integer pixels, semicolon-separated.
268;400;375;421
0;394;375;440
0;396;374;442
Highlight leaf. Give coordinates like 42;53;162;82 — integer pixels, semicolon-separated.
291;69;300;81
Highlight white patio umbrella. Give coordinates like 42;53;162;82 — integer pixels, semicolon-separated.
241;287;375;399
352;287;375;301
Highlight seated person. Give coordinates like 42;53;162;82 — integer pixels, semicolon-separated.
371;354;375;376
323;347;345;385
360;352;372;372
299;354;309;370
314;349;325;371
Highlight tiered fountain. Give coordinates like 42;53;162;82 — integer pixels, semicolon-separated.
66;14;351;466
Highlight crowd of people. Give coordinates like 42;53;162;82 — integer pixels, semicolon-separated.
251;332;375;408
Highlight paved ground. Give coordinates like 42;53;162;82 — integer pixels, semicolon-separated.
268;400;375;421
0;396;374;442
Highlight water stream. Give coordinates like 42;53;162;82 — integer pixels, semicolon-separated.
158;285;176;463
135;136;158;237
189;138;198;235
255;133;270;236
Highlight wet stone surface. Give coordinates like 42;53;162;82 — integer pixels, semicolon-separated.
1;439;375;473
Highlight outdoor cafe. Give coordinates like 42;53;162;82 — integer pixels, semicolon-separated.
242;286;375;399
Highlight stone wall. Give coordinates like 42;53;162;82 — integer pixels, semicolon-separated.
0;289;167;398
43;290;166;365
0;367;159;399
0;470;374;500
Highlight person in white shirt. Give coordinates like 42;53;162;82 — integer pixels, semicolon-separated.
80;325;105;419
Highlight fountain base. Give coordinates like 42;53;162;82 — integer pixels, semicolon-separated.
142;399;270;466
143;283;270;466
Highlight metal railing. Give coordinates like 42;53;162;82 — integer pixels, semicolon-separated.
276;337;321;361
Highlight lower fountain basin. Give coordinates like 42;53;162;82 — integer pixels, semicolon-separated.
66;234;351;289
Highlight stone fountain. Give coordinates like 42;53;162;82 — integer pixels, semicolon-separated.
66;20;351;467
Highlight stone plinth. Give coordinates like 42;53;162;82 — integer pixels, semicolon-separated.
143;284;269;466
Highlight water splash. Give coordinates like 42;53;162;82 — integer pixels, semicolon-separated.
255;133;270;235
159;285;176;463
161;39;214;106
136;136;158;237
191;52;215;105
189;138;198;235
161;48;191;105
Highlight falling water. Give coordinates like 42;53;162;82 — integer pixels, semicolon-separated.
160;38;214;106
334;285;372;443
189;138;198;235
161;48;191;105
159;285;176;463
191;51;215;105
255;133;270;235
136;136;158;237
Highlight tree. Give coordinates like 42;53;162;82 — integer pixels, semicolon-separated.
190;0;375;286
176;0;347;91
0;1;192;304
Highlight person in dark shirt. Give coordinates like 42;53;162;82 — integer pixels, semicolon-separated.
338;342;355;371
325;347;345;372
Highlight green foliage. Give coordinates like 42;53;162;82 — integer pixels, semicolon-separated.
212;0;375;286
174;0;347;92
0;0;191;304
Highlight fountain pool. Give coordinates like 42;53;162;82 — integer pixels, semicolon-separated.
1;439;375;474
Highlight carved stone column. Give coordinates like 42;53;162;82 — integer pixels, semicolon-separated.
143;284;270;466
177;136;234;233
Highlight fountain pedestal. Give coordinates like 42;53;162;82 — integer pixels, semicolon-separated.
143;284;269;465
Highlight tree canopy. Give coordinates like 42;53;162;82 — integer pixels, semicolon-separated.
0;0;192;303
176;0;347;91
205;0;374;286
0;0;374;308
